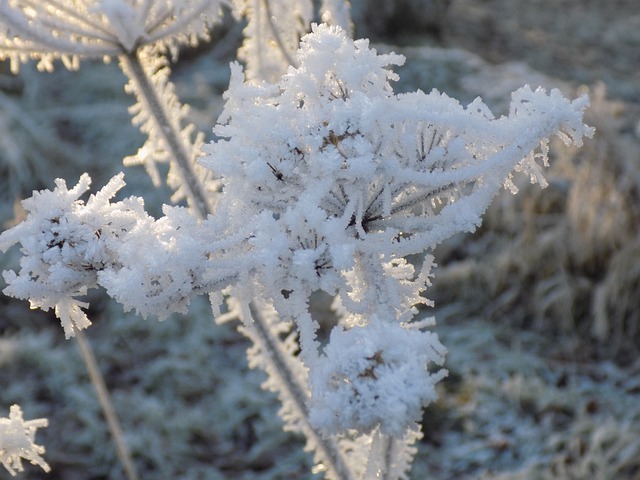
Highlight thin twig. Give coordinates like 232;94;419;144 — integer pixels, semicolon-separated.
74;329;139;480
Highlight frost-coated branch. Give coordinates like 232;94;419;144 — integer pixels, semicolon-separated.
243;303;354;480
0;174;236;337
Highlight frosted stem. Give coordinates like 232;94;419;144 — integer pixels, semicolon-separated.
381;435;395;480
120;51;211;219
362;431;400;480
74;329;139;480
248;304;354;480
261;0;298;68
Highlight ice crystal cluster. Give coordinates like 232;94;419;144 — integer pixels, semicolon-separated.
0;19;594;478
309;320;447;436
0;405;49;476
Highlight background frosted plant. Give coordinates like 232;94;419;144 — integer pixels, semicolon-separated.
232;0;312;82
0;0;226;71
0;0;230;217
231;0;352;83
0;405;49;477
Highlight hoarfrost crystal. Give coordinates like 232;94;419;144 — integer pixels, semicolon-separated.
0;174;149;337
0;405;50;476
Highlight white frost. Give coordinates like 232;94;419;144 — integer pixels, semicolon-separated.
0;405;50;476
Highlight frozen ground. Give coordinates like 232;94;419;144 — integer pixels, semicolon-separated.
1;1;640;479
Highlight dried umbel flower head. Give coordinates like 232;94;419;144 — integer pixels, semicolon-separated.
0;0;228;72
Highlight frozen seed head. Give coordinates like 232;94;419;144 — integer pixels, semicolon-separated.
203;24;593;304
0;173;149;337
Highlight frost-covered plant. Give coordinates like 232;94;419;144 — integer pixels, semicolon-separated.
0;405;49;477
0;0;231;216
0;6;594;480
0;0;225;72
202;24;592;447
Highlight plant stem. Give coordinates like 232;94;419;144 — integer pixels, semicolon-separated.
248;304;353;480
120;50;211;220
261;0;299;68
74;329;139;480
381;435;394;480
